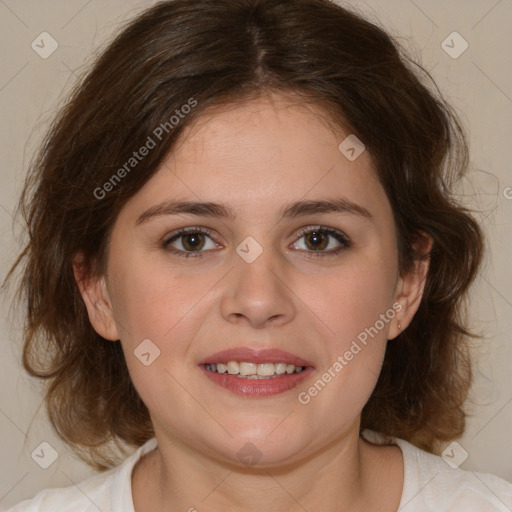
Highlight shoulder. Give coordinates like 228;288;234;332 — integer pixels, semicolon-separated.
398;437;512;511
1;438;158;512
1;470;116;512
362;429;512;511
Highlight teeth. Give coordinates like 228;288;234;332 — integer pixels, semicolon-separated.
239;362;257;376
275;363;287;374
257;363;276;376
205;361;306;377
227;361;239;374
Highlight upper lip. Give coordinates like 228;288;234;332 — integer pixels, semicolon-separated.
198;347;314;368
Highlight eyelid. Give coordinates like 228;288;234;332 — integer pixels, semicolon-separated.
162;226;221;255
295;225;349;242
292;225;351;257
162;225;351;258
163;226;216;242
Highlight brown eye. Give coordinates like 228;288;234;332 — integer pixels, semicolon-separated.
292;226;350;257
304;231;329;251
181;232;206;251
163;227;219;258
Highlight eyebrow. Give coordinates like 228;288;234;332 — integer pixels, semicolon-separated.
136;197;373;226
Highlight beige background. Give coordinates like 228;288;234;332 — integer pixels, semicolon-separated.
0;0;511;508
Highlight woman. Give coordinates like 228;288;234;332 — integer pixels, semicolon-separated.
4;0;512;510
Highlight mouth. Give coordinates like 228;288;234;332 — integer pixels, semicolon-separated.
198;347;314;398
203;361;307;378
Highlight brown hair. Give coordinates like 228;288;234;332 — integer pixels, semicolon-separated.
6;0;483;470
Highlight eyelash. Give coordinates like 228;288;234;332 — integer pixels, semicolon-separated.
162;226;351;259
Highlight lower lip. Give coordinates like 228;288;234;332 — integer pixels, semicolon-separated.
200;366;314;398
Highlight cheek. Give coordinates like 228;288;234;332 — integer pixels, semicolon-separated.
295;269;394;427
294;249;398;409
107;259;208;414
108;254;210;346
302;252;397;345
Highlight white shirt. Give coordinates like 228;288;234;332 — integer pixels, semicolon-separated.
3;430;512;511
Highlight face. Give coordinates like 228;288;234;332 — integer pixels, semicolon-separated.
79;92;426;467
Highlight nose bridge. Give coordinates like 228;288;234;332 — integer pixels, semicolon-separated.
220;236;295;327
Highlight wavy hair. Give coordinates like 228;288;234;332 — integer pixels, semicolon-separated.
6;0;483;469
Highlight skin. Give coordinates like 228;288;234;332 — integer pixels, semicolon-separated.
76;92;431;512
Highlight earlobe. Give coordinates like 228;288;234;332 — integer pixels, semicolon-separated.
389;231;433;340
73;255;119;341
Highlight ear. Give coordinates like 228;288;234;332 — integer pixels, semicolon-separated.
73;253;119;341
388;231;433;340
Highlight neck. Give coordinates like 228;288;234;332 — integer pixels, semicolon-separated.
132;423;403;512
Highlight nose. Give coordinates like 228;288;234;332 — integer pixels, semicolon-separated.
219;245;296;329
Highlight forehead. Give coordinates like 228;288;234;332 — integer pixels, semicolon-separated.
120;93;392;224
171;93;353;172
